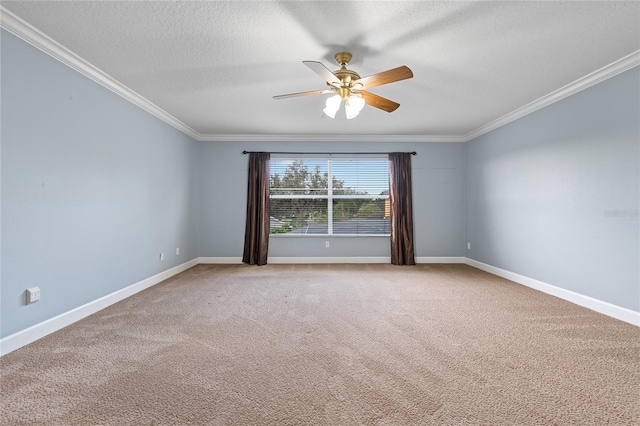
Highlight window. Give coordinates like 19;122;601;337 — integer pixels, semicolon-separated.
269;158;390;236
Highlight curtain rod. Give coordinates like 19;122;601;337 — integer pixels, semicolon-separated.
242;151;416;155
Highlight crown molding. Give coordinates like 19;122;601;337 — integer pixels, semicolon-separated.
463;50;640;142
2;6;637;144
196;133;466;143
0;7;200;140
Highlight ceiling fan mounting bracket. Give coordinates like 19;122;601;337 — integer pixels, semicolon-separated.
334;52;352;66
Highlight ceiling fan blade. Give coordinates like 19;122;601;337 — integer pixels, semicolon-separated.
354;66;413;89
273;89;333;99
360;91;400;113
303;61;341;85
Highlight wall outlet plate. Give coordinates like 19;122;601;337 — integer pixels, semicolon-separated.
26;287;41;304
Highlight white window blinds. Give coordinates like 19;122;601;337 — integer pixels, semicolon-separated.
269;158;390;236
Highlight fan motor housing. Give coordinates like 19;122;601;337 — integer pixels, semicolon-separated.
333;68;361;84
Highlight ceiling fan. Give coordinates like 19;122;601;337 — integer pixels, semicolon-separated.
273;52;413;119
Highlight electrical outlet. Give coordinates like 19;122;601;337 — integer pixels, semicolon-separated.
26;287;41;304
176;247;180;256
160;252;165;261
325;241;330;248
467;242;471;250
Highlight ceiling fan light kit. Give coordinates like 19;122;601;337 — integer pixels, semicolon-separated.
344;93;365;119
274;52;413;120
323;94;341;118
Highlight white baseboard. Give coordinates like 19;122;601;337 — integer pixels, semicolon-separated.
416;257;465;264
464;258;640;326
198;257;243;264
200;256;393;264
4;255;636;356
199;256;465;264
269;256;465;264
0;258;199;356
199;256;390;264
268;256;391;264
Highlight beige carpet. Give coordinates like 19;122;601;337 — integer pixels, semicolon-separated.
1;264;638;425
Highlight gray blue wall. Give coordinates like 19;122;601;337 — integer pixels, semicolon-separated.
465;67;640;311
197;141;466;258
1;30;200;338
2;28;638;343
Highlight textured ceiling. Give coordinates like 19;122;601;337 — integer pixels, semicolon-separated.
2;1;639;140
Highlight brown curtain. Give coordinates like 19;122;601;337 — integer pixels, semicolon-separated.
242;152;270;265
389;153;415;265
